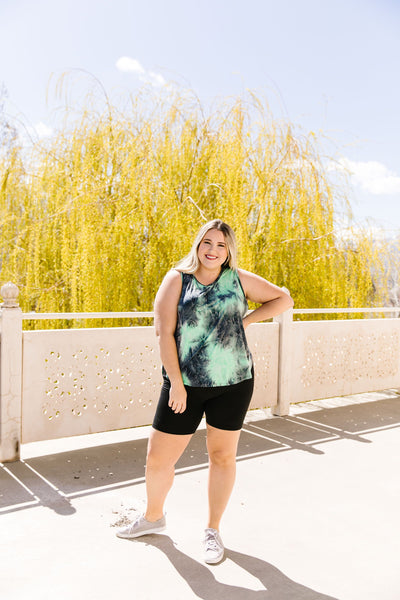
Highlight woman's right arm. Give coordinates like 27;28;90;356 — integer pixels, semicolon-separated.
154;270;187;414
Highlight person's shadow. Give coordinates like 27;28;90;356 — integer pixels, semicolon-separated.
131;534;338;599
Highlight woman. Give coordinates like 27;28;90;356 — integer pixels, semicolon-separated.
116;219;293;564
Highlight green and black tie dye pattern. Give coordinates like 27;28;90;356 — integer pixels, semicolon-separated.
174;268;253;387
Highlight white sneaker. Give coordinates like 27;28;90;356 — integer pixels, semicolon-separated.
116;514;166;539
203;528;224;564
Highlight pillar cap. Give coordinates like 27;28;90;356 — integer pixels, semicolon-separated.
1;282;20;308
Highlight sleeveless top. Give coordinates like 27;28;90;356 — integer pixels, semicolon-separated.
172;267;253;387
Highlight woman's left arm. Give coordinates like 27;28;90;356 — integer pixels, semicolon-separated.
238;269;294;329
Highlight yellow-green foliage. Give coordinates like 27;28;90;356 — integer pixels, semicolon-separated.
0;88;390;327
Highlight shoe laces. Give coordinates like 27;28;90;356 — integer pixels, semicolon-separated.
128;515;144;531
205;530;220;551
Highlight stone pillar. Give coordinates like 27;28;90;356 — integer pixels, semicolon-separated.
0;282;22;462
272;291;293;416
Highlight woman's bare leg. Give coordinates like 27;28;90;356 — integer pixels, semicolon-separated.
206;425;241;530
145;428;192;521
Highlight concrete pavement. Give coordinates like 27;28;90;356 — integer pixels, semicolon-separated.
1;390;400;600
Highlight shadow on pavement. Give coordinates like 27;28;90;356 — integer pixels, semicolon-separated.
1;393;399;515
131;534;339;600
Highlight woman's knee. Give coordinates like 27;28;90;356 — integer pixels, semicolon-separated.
206;426;240;466
146;430;191;469
208;447;236;467
146;445;172;470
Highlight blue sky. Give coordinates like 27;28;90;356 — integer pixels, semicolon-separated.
1;0;399;233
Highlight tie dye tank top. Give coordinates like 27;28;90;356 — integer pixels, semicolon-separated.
174;268;253;387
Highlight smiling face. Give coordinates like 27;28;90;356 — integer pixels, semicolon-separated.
197;228;229;272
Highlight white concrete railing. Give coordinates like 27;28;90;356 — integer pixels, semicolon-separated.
1;281;400;462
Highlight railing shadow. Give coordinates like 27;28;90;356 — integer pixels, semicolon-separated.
130;534;338;600
1;392;399;515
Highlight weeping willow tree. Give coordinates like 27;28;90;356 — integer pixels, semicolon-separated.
0;84;392;327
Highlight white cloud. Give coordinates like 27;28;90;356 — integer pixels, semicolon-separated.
115;56;166;88
334;158;400;195
27;122;53;139
116;56;145;74
146;71;166;87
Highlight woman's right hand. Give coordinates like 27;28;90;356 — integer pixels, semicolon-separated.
168;383;187;414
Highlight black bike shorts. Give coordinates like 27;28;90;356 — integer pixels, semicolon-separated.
152;371;254;435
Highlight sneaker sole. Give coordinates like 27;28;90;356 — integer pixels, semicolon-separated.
116;524;166;539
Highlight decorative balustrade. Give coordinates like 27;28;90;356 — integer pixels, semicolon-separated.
1;282;399;462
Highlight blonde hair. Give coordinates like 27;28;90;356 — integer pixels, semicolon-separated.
175;219;238;274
